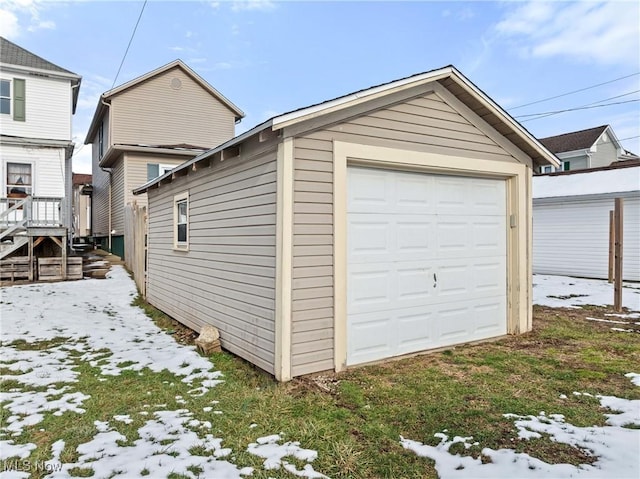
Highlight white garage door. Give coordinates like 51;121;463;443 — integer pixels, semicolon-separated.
347;167;507;365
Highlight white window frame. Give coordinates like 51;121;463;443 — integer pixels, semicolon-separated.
0;79;10;115
173;191;189;251
539;165;554;174
4;160;35;198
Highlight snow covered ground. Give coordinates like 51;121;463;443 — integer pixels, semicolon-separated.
1;267;638;478
401;373;640;478
533;274;640;312
0;266;326;479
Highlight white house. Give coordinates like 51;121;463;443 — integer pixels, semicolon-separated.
533;161;640;281
537;125;637;174
0;36;81;266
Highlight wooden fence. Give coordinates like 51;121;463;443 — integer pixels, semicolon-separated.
124;203;147;298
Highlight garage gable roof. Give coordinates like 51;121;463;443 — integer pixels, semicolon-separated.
135;65;558;195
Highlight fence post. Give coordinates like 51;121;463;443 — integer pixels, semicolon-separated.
608;210;614;283
613;198;624;312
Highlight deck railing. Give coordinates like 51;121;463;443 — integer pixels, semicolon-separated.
0;196;66;230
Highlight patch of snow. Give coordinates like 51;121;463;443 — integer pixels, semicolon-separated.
533;275;640;311
0;440;36;460
401;374;640;478
113;415;132;424
45;409;252;479
625;373;640;387
611;327;637;333
203;406;213;412
247;434;327;478
586;317;629;324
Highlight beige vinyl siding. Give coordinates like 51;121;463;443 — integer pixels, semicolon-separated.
289;90;523;376
91;130;110;237
124;153;186;209
590;137;618;169
110;66;235;149
111;157;126;235
146;139;278;374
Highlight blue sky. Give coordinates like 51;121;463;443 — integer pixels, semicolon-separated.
1;0;639;174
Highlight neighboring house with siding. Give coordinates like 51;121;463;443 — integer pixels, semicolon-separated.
537;125;636;174
85;59;244;258
135;65;558;381
533;160;640;281
71;173;92;241
0;36;81;261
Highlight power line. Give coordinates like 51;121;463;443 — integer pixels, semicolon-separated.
515;90;640;121
111;0;148;90
508;72;640;110
517;99;640;123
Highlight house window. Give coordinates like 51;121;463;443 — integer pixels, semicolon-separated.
6;162;33;198
147;163;175;182
562;161;570;171
174;192;189;250
540;165;554;174
0;80;9;114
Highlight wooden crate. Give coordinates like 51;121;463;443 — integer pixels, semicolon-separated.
0;256;31;281
37;257;84;281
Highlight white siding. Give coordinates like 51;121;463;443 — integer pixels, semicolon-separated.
0;73;73;141
533;196;640;281
1;144;66;197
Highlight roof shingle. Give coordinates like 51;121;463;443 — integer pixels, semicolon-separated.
539;125;608;154
1;36;78;76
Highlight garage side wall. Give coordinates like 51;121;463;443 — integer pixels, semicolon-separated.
146;138;279;374
289;89;526;377
533;195;640;281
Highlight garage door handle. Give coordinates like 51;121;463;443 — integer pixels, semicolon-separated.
433;273;437;287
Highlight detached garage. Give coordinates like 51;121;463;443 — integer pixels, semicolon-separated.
533;161;640;281
134;65;558;381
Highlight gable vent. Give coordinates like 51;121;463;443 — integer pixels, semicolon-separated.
170;78;182;90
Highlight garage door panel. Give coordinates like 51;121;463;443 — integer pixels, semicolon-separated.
397;310;436;354
349;216;393;263
348;311;396;364
436;220;471;256
347;166;507;366
396;174;436;214
397;266;433;302
473;219;506;252
397;219;436;257
472;301;506;337
349;268;393;312
348;168;393;214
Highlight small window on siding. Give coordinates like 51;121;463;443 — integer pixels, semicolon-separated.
562;161;570;171
174;192;189;250
147;163;174;181
0;80;10;114
7;162;32;197
540;165;554;174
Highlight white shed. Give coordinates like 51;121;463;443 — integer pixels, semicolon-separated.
533;161;640;281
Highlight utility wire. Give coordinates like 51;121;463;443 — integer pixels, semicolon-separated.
517;99;640;122
508;72;640;110
111;0;148;90
515;90;640;121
